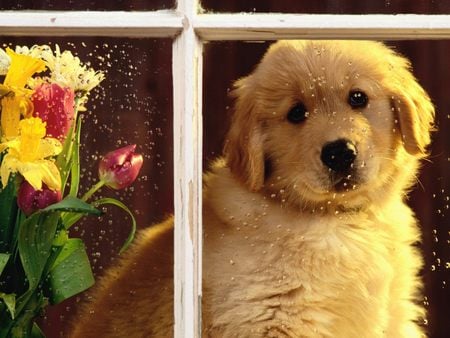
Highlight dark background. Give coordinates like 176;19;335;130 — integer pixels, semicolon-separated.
0;1;448;337
201;0;450;14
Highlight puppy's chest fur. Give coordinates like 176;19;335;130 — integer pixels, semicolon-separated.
202;167;419;337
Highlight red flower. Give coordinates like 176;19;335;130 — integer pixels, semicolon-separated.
98;144;143;190
18;181;62;216
32;83;75;141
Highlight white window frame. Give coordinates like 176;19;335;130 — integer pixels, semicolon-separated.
1;1;449;337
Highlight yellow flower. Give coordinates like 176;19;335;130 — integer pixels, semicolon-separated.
1;96;33;139
4;48;46;88
0;117;62;190
0;48;46;139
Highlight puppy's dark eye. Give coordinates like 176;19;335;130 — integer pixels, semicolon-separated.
348;90;368;109
287;103;308;124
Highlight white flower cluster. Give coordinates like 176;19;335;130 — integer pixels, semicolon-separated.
0;44;105;110
0;48;10;75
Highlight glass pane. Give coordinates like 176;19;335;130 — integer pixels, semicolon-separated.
0;0;174;11
203;41;449;336
0;37;173;336
202;0;450;14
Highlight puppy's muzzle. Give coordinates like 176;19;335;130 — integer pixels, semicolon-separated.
321;139;357;173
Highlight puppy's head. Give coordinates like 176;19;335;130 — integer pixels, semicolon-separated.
224;40;434;210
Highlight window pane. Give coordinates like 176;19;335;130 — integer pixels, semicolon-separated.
0;0;174;11
203;41;449;337
0;37;173;336
202;0;450;14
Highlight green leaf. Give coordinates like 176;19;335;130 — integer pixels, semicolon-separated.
55;196;102;229
16;213;60;313
0;253;10;275
43;196;101;215
15;197;99;312
56;122;76;190
52;229;68;247
0;177;18;252
61;213;83;230
94;198;137;253
0;292;16;319
47;238;94;304
57;116;82;197
31;323;45;338
0;307;13;338
10;291;46;338
69;119;82;198
11;210;25;261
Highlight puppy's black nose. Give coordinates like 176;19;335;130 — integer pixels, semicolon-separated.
321;139;357;173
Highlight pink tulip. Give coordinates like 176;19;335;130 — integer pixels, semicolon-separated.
18;181;62;216
32;83;75;141
98;144;143;190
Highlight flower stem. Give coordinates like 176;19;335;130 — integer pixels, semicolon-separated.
81;180;105;202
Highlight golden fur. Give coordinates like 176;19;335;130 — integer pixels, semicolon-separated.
70;40;434;337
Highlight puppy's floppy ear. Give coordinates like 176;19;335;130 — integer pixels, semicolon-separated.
224;76;265;191
389;56;435;156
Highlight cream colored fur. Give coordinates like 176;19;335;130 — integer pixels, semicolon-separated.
70;40;434;338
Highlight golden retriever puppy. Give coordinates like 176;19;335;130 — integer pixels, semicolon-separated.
71;40;434;338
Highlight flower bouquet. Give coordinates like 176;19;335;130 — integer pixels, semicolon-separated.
0;45;142;337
